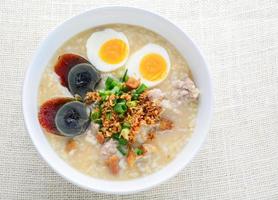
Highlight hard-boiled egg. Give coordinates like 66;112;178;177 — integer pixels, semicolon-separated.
86;29;129;72
126;43;171;87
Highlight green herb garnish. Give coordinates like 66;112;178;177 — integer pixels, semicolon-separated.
118;137;128;145
122;122;131;129
117;99;126;103
105;77;120;90
135;84;148;94
111;85;121;95
134;148;144;156
120;128;130;140
112;133;128;156
131;93;140;100
99;90;111;101
90;110;101;121
117;145;128;156
112;133;120;140
126;100;137;108
118;113;125;119
121;69;129;82
94;119;102;126
112;133;128;145
106;112;112;120
114;102;127;114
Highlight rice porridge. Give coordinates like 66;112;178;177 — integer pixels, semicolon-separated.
38;24;199;180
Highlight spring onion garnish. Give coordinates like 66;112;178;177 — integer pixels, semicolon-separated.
135;84;147;94
114;102;127;114
105;77;120;90
121;69;129;82
134;148;144;156
126;100;137;108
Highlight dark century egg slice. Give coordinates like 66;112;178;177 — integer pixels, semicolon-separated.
54;53;90;87
55;101;90;137
68;63;101;98
38;97;72;134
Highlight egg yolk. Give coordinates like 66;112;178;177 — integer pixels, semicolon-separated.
139;53;167;81
99;39;128;64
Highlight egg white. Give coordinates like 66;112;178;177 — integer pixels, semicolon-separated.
86;29;129;72
126;43;171;87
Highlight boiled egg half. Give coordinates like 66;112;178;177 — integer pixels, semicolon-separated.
126;43;171;87
86;29;129;72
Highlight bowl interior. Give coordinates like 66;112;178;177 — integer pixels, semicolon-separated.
23;6;212;194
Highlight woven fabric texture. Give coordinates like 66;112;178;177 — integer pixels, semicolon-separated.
0;0;278;199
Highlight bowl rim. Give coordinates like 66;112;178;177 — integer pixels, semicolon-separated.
22;6;213;194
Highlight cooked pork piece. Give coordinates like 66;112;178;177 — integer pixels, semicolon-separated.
172;75;199;102
147;88;165;101
100;139;118;159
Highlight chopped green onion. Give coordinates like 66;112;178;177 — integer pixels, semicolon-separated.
94;119;102;126
105;77;120;90
121;69;129;82
111;86;121;94
135;84;148;94
112;133;120;140
131;93;140;100
118;113;125;119
116;91;123;96
106;112;112;120
117;99;126;103
99;90;110;101
121;85;129;92
117;145;128;156
131;84;147;100
134;148;144;156
114;102;127;114
118;137;128;145
112;134;128;156
122;122;131;129
112;133;128;145
126;100;137;108
90;110;101;121
120;128;130;140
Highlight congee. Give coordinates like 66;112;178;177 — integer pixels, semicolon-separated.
38;24;199;180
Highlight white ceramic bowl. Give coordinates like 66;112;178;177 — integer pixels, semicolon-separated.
23;6;212;194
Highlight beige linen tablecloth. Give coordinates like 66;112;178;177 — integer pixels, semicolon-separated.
1;0;278;199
